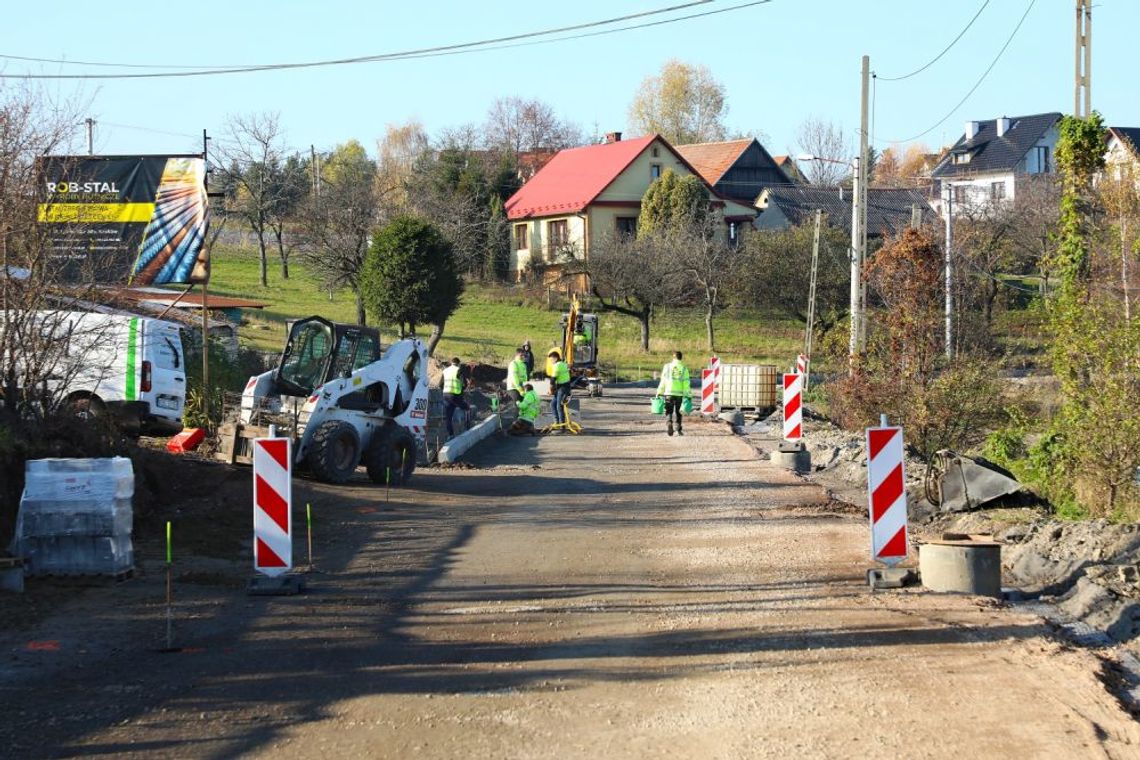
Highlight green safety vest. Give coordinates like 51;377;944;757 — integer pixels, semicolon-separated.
553;360;571;385
658;360;690;397
573;326;592;346
508;358;528;390
442;364;463;395
518;390;540;422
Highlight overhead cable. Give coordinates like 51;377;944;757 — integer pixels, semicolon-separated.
0;1;771;80
876;1;990;82
882;0;1037;145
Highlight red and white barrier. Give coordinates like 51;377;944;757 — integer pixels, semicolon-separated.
866;425;908;566
253;438;292;576
709;355;721;391
701;369;717;414
782;372;802;441
796;354;808;376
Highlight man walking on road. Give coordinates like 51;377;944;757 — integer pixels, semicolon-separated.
506;347;529;404
441;356;469;439
548;349;572;428
656;350;691;436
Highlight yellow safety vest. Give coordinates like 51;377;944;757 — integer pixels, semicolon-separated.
657;360;690;397
442;364;463;395
507;358;528;391
518;390;540;422
553;360;571;385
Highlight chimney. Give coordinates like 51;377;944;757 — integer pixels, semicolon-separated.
605;131;622;144
996;116;1011;137
965;121;980;141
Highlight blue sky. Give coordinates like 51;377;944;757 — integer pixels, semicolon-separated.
3;0;1135;158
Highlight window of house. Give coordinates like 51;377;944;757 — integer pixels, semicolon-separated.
1033;145;1051;173
548;219;569;250
513;224;528;251
651;147;659;157
615;217;637;239
952;185;967;205
953;151;971;165
990;181;1006;201
650;164;662;179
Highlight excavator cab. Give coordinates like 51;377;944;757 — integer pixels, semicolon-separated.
554;295;603;397
275;317;382;398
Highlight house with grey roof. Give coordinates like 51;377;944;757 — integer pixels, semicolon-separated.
930;113;1062;217
755;185;933;236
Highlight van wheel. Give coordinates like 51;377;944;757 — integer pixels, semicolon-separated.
66;394;104;421
306;420;360;484
365;425;416;486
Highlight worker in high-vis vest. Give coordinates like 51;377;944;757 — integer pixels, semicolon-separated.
440;357;469;438
655;350;691;436
509;383;540;436
505;347;529;403
548;349;572;427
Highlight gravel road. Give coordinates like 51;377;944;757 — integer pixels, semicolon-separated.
1;387;1137;758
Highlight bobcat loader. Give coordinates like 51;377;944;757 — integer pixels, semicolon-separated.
216;316;429;485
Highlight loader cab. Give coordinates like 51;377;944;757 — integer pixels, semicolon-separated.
276;316;382;398
561;312;599;369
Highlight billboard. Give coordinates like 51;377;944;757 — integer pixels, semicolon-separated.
37;155;210;286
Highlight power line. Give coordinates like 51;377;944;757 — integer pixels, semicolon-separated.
99;121;201;139
0;1;768;80
876;1;990;82
881;0;1037;145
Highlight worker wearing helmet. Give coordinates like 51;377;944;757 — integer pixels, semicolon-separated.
655;350;691;436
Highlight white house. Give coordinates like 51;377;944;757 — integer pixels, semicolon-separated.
930;113;1062;217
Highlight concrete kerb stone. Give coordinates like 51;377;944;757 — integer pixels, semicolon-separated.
439;413;502;464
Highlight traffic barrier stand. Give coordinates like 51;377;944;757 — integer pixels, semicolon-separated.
779;372;803;452
865;417;916;590
249;437;305;595
796;354;808;376
700;369;717;415
709;355;722;392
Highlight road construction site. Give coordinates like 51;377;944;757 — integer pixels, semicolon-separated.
2;387;1139;759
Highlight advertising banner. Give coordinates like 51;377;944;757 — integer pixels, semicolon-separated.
37;155;209;285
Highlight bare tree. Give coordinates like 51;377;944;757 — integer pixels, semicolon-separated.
484;97;583;156
376;120;430;218
215;112;287;287
297;141;377;324
795;117;851;185
584;234;679;351
668;223;742;351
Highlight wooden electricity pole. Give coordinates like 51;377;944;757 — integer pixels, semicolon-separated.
804;209;822;392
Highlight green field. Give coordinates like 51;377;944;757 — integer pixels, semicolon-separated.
208;245;809;380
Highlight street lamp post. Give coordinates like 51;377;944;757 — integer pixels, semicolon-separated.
798;153;863;372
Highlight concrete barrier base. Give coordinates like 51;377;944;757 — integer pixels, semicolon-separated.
919;538;1002;597
439;414;501;464
772;447;811;473
719;410;745;425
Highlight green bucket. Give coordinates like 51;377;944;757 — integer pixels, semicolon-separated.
681;397;693;414
650;396;665;415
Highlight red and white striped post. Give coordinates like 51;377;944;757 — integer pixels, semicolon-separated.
700;369;717;414
253;437;292;576
866;422;908;566
709;355;721;392
782;372;802;442
796;354;808;376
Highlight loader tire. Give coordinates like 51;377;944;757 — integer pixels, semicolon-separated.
366;425;417;486
306;420;361;484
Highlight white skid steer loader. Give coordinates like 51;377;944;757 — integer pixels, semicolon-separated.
217;316;429;486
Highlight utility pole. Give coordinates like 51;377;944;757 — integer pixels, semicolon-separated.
201;128;211;421
1075;0;1092;117
849;54;870;369
85;118;95;155
943;183;954;359
805;209;822;391
311;145;322;199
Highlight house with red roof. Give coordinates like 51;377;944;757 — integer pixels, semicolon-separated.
503;132;756;284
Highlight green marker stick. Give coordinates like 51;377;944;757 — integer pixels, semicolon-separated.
306;503;313;570
165;521;172;564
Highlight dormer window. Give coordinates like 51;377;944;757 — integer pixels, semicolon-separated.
952;151;971;165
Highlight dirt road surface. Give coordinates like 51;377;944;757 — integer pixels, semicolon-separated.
1;387;1137;758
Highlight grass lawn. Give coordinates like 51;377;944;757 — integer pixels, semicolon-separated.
207;244;812;379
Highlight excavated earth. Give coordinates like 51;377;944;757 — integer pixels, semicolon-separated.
0;387;1137;758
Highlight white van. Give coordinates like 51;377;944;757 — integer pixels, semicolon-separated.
41;312;186;435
